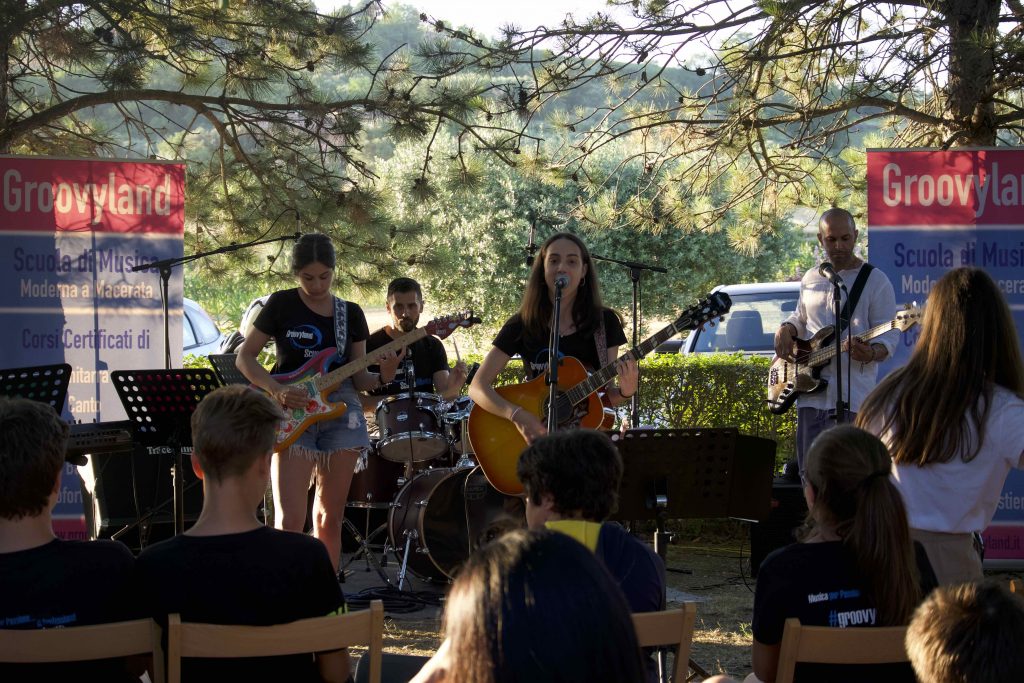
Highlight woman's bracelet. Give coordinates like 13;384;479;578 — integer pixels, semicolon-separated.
509;406;523;422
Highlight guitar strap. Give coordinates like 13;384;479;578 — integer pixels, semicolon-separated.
333;296;349;362
838;263;874;334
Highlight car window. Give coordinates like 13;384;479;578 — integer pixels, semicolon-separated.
690;291;797;353
183;314;197;349
191;308;221;345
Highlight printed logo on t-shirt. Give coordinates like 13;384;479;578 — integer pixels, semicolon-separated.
529;348;564;375
285;324;323;350
806;588;861;604
827;607;877;628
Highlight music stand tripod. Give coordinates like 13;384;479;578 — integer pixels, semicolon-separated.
111;368;221;535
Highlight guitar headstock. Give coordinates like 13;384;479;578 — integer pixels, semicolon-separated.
426;310;481;340
895;303;924;332
674;291;733;333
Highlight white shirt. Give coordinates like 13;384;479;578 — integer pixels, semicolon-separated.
874;385;1024;534
783;264;898;412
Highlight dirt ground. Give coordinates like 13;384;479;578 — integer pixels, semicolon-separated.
346;519;1024;681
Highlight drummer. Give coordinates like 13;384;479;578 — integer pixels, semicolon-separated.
361;277;468;417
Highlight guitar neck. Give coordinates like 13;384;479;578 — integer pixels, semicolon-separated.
314;328;428;391
806;319;897;366
565;316;692;406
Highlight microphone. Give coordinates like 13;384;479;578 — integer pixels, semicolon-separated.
554;274;570;289
818;262;845;288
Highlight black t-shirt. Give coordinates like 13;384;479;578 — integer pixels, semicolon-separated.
136;526;346;683
365;328;449;396
753;540;937;683
492;308;627;378
0;538;138;681
253;289;369;374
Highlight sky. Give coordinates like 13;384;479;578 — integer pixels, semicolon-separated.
316;0;635;39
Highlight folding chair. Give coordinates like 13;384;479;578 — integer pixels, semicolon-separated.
0;618;164;683
632;603;698;683
775;618;909;683
166;599;384;683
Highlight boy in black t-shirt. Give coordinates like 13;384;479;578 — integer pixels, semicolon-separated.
0;397;137;681
136;386;349;683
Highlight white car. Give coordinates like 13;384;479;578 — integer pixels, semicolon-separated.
183;298;225;357
674;282;801;356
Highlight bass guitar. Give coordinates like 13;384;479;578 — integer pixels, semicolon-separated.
265;310;480;451
765;305;923;415
469;292;732;495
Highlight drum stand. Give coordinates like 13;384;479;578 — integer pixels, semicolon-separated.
341;516;392;585
396;529;419;591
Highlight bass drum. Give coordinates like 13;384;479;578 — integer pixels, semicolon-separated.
388;467;523;582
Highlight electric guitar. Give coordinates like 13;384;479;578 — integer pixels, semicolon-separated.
265;310;480;451
469;292;732;495
766;305;923;415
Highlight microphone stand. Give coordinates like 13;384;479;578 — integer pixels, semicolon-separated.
829;276;847;424
590;253;667;429
130;212;301;370
546;279;567;433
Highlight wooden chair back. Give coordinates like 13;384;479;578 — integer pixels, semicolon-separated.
0;618;164;683
166;599;384;683
631;603;698;683
774;618;909;683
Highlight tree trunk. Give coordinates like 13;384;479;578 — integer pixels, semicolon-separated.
944;0;1001;146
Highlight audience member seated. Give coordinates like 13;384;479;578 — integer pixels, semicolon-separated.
518;428;666;613
749;425;937;683
858;266;1024;586
410;528;647;683
519;429;666;682
136;385;350;683
0;397;138;681
907;581;1024;683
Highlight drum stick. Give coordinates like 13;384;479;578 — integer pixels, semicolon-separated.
452;337;462;364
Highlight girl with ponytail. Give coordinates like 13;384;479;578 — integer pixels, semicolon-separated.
748;425;937;683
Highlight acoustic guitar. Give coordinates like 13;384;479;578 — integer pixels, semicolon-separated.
765;305;923;415
469;292;732;495
265;310;479;451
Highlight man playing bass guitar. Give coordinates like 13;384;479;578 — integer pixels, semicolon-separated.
468;232;638;446
773;208;898;478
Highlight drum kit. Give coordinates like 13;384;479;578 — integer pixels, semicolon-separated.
344;392;523;587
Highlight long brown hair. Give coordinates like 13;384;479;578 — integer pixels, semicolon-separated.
857;267;1024;466
519;232;606;343
803;425;921;626
442;529;646;683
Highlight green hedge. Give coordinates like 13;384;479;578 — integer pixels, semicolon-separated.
188;350;795;470
488;352;796;470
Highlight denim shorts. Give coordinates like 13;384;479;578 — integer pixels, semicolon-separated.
289;381;370;464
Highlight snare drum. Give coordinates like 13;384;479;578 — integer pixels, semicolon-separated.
388;467;523;582
375;392;448;463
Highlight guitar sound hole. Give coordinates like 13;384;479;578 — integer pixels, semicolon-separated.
542;394;577;428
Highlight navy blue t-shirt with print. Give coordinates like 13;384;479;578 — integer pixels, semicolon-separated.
753;540;937;683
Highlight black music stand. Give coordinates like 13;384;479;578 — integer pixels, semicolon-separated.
208;353;250;386
609;427;775;683
0;363;72;412
609;428;776;557
111;368;221;535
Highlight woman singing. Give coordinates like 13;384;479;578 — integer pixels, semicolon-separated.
236;233;398;571
468;232;638;444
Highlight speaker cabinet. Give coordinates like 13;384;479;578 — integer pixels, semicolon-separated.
749;477;808;577
78;443;203;552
